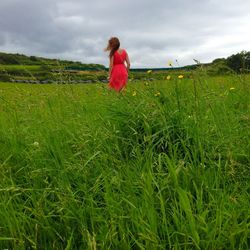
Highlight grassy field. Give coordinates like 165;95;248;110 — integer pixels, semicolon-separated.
0;65;42;71
0;74;249;249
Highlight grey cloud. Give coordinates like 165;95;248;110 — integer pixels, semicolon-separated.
0;0;250;67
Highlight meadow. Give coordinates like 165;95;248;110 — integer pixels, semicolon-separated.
0;73;249;249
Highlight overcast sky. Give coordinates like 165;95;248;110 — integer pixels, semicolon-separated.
0;0;250;68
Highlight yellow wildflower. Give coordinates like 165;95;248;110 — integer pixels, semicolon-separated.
154;92;161;97
229;87;235;90
132;91;137;96
166;75;171;80
168;61;173;67
147;70;152;74
178;75;184;79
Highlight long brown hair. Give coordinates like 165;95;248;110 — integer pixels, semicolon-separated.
105;37;120;58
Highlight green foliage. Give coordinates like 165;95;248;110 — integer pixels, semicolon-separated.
207;61;233;75
1;50;250;85
0;51;107;83
0;74;249;249
0;73;11;81
226;51;250;73
212;58;226;64
29;55;38;61
0;51;105;69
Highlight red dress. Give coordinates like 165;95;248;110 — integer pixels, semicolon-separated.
109;50;128;92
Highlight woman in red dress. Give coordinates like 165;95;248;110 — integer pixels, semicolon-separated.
105;37;130;92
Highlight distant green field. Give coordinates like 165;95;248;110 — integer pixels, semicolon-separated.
0;64;41;71
0;74;249;249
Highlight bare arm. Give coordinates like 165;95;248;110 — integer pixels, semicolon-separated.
125;52;130;72
108;56;114;79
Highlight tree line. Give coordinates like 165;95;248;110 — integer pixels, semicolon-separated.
0;52;105;70
1;50;250;73
212;51;250;73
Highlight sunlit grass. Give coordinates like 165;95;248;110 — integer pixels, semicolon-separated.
0;65;41;71
0;74;249;249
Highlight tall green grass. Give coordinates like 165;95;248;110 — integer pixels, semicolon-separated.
0;74;249;249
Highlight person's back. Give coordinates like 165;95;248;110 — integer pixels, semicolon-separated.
105;37;130;92
113;49;126;65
